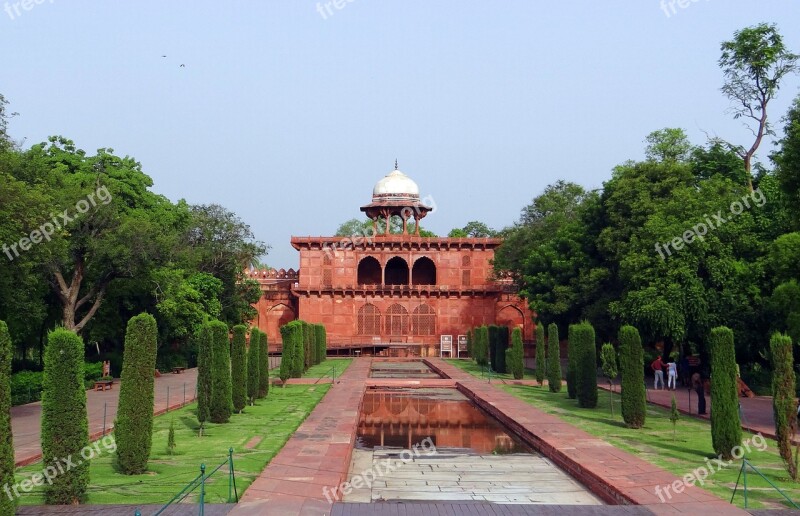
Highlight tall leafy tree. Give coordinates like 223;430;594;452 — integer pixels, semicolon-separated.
773;94;800;227
115;313;158;474
719;23;799;190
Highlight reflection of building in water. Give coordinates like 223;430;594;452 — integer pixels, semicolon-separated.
247;165;534;355
357;390;529;454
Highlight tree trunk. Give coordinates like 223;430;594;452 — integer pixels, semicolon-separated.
51;257;111;334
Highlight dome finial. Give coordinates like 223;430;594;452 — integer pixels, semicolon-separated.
394;159;398;170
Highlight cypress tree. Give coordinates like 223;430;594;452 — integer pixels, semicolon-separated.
209;321;233;424
0;321;14;516
567;324;577;399
293;322;305;377
574;322;598;409
41;329;89;504
476;326;489;367
466;329;473;359
508;327;525;380
315;324;327;364
600;343;618;415
196;322;213;429
535;324;546;386
280;321;297;386
619;325;646;428
771;332;797;479
247;328;261;405
115;313;159;474
710;326;742;460
546;323;562;393
231;325;247;413
258;330;269;397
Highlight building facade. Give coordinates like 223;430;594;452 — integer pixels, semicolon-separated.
249;166;534;355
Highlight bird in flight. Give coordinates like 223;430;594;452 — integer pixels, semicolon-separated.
180;64;186;68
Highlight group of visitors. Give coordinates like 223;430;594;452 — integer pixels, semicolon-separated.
651;354;706;414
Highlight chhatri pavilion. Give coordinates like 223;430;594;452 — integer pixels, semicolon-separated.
247;165;534;356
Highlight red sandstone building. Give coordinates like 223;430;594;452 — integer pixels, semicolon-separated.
248;166;534;355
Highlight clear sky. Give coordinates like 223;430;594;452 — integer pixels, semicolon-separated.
2;1;799;267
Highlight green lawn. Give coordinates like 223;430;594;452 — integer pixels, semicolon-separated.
16;384;330;506
447;359;800;510
303;357;352;378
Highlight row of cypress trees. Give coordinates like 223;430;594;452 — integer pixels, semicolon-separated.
196;321;271;432
279;320;327;383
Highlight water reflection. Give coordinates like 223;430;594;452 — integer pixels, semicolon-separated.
357;388;532;454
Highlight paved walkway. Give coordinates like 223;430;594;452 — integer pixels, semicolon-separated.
426;359;747;515
12;368;198;466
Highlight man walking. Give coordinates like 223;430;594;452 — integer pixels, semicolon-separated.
651;355;666;390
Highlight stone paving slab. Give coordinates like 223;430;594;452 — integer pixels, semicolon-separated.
426;359;749;515
16;504;235;515
12;368;198;466
331;503;658;515
230;358;372;515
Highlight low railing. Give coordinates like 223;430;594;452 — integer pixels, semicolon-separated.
136;448;238;516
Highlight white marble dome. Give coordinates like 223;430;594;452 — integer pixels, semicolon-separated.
372;169;420;201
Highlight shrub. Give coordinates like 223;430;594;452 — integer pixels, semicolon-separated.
508;328;525;380
709;326;742;460
41;329;89;504
258;330;269;398
0;321;15;516
195;322;213;429
600;343;618;415
209;321;233;424
670;394;680;442
546;323;562;393
247;328;261;405
535;324;546;386
231;325;248;413
167;419;176;455
115;313;159;475
619;325;646;428
567;324;577;399
573;322;598;409
292;322;305;378
771;332;797;479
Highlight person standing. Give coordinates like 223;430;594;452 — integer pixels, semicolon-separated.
667;358;678;390
651;355;666;390
692;372;706;414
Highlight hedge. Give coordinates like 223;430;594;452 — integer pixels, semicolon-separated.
247;328;261;405
546;323;562;393
0;321;14;516
115;313;159;475
710;326;741;460
209;321;233;424
231;325;248;413
280;321;303;383
619;325;646;428
41;329;89;504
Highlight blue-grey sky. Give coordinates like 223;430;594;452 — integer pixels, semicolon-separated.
3;1;799;267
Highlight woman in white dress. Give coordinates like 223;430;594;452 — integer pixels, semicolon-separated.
667;359;678;390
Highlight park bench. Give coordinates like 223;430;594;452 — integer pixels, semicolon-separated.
172;366;186;374
94;379;113;391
